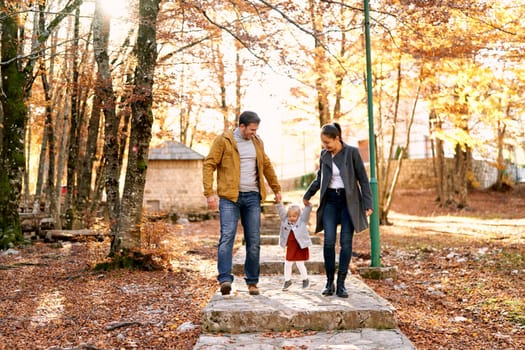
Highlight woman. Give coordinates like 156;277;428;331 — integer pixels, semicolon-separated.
303;123;373;298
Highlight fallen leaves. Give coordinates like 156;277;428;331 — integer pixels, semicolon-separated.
355;187;525;350
0;222;218;350
1;187;524;349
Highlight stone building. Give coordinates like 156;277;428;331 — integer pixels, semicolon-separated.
143;141;206;215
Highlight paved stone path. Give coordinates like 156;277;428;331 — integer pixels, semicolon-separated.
194;206;416;349
195;328;414;349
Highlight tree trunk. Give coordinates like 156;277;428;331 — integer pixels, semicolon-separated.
308;0;330;127
79;17;122;227
90;154;106;217
0;0;83;245
33;108;48;214
333;5;349;121
24;108;32;213
455;143;468;208
64;8;82;229
211;38;229;130
77;88;102;228
495;118;506;190
378;57;402;224
54;98;70;229
380;74;421;224
431;110;453;207
41;65;59;222
31;2;45;215
454;111;470;209
435;136;446;205
37;2;59;221
118;74;133;169
93;0;121;246
234;37;242;124
116;0;160;252
0;5;26;247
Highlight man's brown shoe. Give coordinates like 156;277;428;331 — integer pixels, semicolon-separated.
220;281;231;295
248;284;259;295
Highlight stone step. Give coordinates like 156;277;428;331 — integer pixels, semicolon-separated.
260;234;321;245
261;221;280;231
194;328;416;349
232;244;327;275
260;227;279;235
200;275;398;334
261;203;279;214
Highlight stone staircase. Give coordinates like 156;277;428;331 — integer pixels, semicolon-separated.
194;204;416;349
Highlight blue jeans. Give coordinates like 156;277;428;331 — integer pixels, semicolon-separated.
322;189;355;275
217;192;261;285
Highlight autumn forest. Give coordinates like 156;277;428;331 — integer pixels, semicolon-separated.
1;0;524;252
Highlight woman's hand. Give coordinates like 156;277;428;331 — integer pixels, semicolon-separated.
365;208;373;217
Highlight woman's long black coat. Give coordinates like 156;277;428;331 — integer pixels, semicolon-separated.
303;143;373;234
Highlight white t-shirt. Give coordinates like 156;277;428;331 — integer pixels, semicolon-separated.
329;160;344;188
234;128;259;192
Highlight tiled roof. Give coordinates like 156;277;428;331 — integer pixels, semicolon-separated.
148;141;204;160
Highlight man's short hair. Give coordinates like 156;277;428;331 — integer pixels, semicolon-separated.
239;111;261;126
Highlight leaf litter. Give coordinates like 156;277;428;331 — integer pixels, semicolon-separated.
0;186;523;349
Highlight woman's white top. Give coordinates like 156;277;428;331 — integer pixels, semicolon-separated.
328;160;345;188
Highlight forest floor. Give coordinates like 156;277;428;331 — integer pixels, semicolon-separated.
1;185;524;349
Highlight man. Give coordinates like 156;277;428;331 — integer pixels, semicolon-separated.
203;111;281;296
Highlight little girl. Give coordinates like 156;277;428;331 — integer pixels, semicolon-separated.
276;201;313;290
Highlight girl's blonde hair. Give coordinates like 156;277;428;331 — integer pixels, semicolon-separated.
287;203;302;215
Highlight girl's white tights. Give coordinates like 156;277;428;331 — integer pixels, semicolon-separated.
284;260;308;281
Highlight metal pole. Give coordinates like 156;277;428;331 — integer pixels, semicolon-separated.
364;0;381;267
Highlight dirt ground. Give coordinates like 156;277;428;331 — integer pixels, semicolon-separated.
389;185;525;220
0;186;524;349
355;186;525;349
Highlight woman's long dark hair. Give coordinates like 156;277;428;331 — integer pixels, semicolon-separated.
321;122;342;140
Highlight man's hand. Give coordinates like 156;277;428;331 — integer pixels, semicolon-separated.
274;192;282;203
206;196;218;211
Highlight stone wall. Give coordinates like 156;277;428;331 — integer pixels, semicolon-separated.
143;159;207;214
372;158;499;190
146;158;501;216
388;158;499;190
379;158;437;190
278;158;499;192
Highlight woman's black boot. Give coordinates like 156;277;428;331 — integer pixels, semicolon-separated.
336;272;348;298
321;271;335;296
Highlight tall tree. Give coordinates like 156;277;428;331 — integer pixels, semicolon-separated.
0;0;82;248
64;7;82;228
91;0;121;245
0;0;27;247
308;0;330;126
115;0;160;253
387;0;517;207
